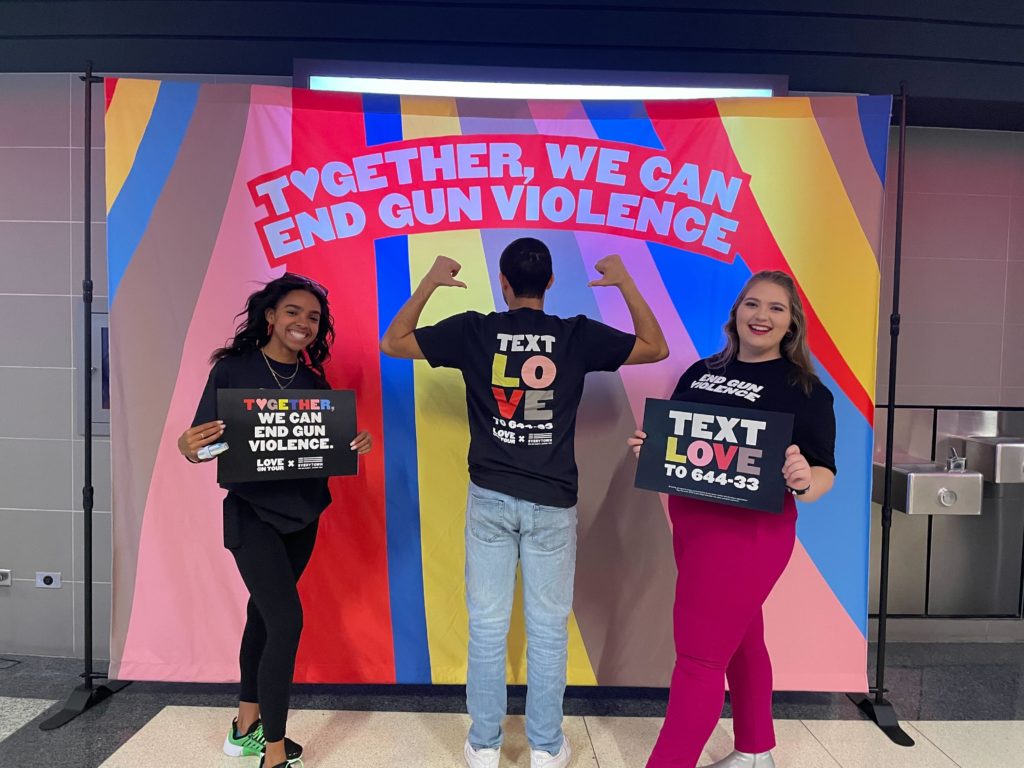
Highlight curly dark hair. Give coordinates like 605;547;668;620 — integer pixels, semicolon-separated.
211;273;334;381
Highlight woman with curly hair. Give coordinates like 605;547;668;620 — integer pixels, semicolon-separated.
178;273;371;768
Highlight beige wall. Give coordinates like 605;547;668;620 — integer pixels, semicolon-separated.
878;127;1024;407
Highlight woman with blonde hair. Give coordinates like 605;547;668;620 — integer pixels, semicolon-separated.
630;270;837;768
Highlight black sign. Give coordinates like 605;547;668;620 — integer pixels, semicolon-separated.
215;389;358;483
634;398;794;514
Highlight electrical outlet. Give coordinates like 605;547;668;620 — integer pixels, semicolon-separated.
35;571;62;589
0;569;11;586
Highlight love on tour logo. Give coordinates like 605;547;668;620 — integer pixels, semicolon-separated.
634;399;793;513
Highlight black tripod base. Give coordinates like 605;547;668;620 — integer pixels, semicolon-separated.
39;680;132;730
847;694;915;746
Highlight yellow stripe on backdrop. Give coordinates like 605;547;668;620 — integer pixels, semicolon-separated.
718;98;881;401
400;95;462;138
409;229;493;683
104;79;161;213
402;98;596;685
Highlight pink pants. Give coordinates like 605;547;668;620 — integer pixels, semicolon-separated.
646;495;797;768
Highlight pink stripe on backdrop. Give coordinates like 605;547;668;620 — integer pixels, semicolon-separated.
527;99;594;137
119;86;293;681
763;539;868;691
574;231;697;525
574;231;698;425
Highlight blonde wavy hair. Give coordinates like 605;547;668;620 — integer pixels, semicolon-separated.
706;270;818;395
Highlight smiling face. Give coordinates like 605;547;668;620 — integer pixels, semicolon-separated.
734;280;793;362
264;289;322;360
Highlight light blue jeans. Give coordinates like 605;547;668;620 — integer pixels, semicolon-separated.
465;481;578;756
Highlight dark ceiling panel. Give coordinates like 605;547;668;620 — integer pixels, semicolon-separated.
2;1;1021;128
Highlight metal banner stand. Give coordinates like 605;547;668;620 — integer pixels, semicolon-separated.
41;61;131;731
846;82;914;748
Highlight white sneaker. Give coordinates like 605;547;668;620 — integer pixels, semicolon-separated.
464;739;501;768
531;739;572;768
703;751;776;768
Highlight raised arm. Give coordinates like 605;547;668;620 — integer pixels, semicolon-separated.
380;255;466;359
589;254;669;365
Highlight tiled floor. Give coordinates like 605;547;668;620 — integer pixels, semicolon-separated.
2;644;1024;767
95;707;1024;767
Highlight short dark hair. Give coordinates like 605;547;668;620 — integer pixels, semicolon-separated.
499;238;553;299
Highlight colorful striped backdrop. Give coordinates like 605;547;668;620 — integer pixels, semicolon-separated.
106;79;888;691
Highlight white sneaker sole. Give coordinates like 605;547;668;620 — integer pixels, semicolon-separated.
223;735;247;757
464;739;501;768
531;740;573;768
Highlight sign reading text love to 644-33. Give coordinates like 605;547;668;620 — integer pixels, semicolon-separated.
216;389;357;483
634;398;793;513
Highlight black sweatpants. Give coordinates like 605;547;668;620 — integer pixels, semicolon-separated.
226;494;320;742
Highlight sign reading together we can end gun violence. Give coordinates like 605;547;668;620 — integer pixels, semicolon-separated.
215;389;358;483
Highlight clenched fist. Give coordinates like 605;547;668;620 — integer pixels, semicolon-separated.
782;444;812;492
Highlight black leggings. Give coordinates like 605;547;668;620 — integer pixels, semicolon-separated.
227;495;319;742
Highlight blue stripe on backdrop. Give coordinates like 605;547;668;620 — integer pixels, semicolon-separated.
856;95;892;186
581;101;665;150
374;235;432;683
362;94;404;146
796;360;871;635
107;82;200;302
647;242;751;359
365;95;431;681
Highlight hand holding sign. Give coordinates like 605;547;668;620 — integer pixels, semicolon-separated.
178;419;225;463
627;428;646;457
350;430;373;455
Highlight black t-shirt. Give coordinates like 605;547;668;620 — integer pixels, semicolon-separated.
192;349;332;532
670;356;837;476
415;308;636;507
